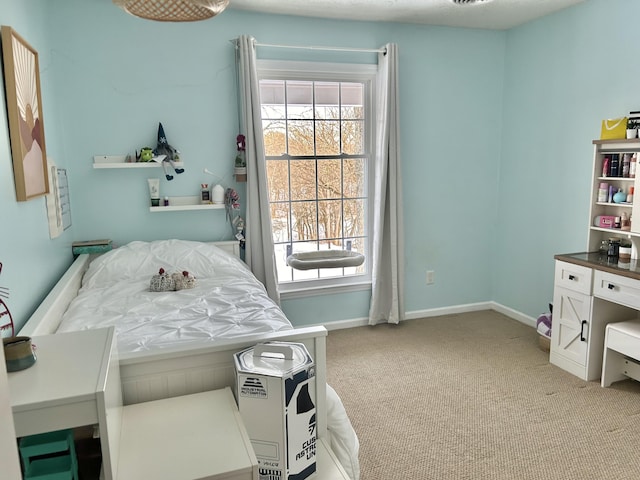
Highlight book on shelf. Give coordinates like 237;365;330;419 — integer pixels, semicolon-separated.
72;239;112;255
72;239;111;247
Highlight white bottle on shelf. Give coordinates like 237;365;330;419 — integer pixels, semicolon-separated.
212;184;224;204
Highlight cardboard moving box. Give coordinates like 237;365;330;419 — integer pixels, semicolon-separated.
234;342;316;480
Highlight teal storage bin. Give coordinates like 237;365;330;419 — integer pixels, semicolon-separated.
19;429;78;480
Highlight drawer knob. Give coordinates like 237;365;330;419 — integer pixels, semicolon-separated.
568;274;576;281
608;283;615;290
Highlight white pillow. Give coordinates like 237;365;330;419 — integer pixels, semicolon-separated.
82;239;243;289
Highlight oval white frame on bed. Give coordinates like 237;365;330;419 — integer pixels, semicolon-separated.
19;241;330;440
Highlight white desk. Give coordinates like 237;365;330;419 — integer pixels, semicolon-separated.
8;329;351;480
7;327;121;479
551;255;640;382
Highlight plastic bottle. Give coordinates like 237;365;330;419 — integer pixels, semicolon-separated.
164;196;169;206
611;154;620;177
623;153;631;177
598;183;608;203
628;186;635;203
603;156;610;177
631;153;637;178
211;184;225;204
201;184;210;204
621;212;631;231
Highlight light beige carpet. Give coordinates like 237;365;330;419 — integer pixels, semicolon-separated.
326;310;640;480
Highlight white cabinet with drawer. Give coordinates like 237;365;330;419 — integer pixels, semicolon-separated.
551;258;640;381
550;261;593;380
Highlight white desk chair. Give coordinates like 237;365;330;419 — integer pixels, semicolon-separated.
601;320;640;387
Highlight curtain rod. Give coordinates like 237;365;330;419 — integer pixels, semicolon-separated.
254;41;386;54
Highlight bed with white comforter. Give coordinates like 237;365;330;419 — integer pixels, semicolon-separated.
29;239;361;479
57;239;292;355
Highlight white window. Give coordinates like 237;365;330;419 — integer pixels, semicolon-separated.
258;61;376;294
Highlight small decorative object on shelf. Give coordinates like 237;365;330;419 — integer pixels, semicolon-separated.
201;184;210;204
613;189;627;203
211;184;225;204
234;134;247;182
627;119;638;139
153;122;184;181
225;188;240;221
600;117;628;140
138;147;154;162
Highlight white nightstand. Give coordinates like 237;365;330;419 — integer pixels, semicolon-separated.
8;327;121;479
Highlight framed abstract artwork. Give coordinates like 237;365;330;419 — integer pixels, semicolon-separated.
1;26;49;201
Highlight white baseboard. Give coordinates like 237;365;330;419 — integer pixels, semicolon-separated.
315;301;537;331
404;301;494;321
320;317;369;331
489;301;537;328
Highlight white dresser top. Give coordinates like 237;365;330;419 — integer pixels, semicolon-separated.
8;328;114;413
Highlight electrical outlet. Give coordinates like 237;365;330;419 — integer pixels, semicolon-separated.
426;270;435;285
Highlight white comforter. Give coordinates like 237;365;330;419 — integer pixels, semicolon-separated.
57;240;293;354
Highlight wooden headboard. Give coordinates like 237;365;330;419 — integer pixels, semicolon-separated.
19;240;241;337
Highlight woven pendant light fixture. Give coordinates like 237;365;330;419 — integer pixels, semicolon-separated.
113;0;229;22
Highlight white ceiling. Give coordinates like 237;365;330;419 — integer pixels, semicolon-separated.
228;0;586;30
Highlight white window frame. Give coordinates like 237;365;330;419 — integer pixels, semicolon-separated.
257;60;377;298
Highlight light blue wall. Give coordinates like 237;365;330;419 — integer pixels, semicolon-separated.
4;0;611;331
495;0;640;317
41;1;505;327
0;1;74;332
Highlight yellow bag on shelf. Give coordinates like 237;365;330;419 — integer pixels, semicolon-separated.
600;117;628;140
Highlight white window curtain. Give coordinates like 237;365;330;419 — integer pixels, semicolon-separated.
235;37;403;317
236;35;281;304
368;44;405;325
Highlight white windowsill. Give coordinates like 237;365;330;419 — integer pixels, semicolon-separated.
279;281;371;300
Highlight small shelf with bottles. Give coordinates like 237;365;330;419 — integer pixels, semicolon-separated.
588;140;640;257
150;196;225;212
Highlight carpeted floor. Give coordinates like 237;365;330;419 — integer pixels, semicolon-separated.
326;310;640;480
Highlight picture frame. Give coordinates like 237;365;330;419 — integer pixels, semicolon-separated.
1;26;49;201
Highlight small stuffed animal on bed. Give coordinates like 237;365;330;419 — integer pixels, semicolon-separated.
150;268;176;292
172;271;196;290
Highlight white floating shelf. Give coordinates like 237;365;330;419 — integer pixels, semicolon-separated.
597;176;635;181
595;202;633;207
150;196;225;212
93;155;184;169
